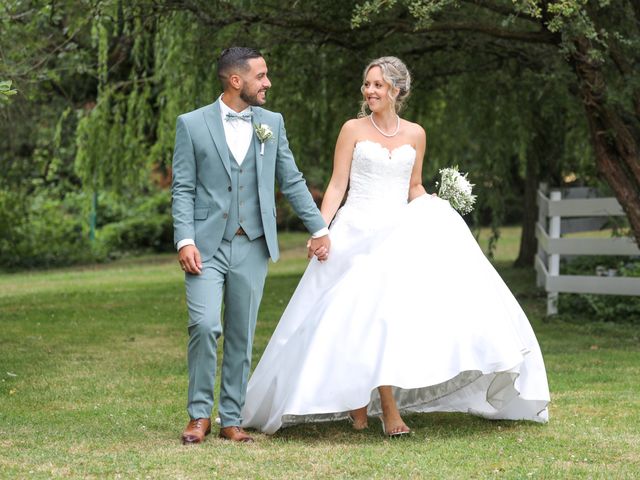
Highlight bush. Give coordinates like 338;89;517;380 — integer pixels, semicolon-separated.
94;191;173;258
0;188;173;270
0;189;96;270
558;256;640;324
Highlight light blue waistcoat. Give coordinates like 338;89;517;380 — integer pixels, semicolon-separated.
223;141;264;241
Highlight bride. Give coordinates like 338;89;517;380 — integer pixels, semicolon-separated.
241;56;550;436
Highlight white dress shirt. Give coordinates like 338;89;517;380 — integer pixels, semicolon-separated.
176;96;329;251
219;95;253;165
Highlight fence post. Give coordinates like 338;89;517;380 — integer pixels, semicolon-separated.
536;183;548;288
547;190;561;315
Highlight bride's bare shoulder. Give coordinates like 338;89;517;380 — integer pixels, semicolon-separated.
401;119;426;136
341;116;368;132
400;119;426;145
338;117;369;143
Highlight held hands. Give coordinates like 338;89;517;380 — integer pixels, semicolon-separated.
178;245;203;274
307;235;331;262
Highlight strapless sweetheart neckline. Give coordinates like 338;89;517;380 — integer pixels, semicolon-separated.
354;139;416;158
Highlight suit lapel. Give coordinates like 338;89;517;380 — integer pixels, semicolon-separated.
203;100;231;180
252;108;264;179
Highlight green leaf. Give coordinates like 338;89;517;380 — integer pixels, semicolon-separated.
0;80;18;98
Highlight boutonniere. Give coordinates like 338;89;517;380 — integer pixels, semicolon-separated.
254;123;273;155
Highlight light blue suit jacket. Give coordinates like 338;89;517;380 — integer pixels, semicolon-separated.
171;99;326;262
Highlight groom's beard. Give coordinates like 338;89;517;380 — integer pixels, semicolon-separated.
240;87;268;106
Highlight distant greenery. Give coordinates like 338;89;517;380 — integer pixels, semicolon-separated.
0;189;94;270
2;1;639;269
95;191;173;259
0;189;174;270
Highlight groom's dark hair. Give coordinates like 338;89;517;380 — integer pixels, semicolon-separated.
217;47;263;89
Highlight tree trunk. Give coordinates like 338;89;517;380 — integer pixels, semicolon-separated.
515;136;540;267
571;38;640;246
515;95;565;267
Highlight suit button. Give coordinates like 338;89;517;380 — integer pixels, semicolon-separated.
223;213;228;219
240;169;244;174
228;186;232;192
239;186;244;190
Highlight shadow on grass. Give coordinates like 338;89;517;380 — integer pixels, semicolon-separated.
266;412;544;446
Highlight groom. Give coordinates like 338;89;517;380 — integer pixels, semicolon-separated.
172;47;330;444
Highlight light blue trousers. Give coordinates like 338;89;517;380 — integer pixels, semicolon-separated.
184;235;269;426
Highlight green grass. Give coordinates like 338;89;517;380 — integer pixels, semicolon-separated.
1;228;639;479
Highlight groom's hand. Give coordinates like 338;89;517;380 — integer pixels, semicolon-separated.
307;235;330;262
178;245;203;274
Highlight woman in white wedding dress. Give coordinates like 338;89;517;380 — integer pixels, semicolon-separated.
241;56;550;436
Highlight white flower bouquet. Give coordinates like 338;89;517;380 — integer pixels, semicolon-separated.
436;166;476;215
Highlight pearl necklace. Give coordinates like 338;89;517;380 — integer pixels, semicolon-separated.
369;113;400;138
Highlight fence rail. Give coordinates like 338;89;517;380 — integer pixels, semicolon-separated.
534;185;640;315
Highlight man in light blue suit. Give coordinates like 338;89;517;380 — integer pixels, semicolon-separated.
172;47;330;444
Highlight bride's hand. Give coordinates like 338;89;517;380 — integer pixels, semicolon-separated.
307;235;330;262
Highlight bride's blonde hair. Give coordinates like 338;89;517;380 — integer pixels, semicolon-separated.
358;56;411;117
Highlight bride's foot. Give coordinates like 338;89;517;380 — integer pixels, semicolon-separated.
380;414;411;437
348;406;368;430
377;386;411;437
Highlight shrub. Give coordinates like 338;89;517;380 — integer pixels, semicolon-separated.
0;189;96;270
94;191;173;258
558;255;640;324
0;188;173;270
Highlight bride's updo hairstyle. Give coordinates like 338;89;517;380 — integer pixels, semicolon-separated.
359;56;411;117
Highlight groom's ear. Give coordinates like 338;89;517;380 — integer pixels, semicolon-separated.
227;72;243;91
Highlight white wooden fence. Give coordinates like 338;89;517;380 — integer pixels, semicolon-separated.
535;184;640;315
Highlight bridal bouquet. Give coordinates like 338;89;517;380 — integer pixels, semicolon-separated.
436;166;476;215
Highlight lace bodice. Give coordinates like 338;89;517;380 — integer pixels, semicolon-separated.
344;140;416;210
332;140;416;231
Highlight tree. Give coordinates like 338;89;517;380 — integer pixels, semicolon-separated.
2;0;628;268
152;0;595;262
111;0;604;262
350;0;640;246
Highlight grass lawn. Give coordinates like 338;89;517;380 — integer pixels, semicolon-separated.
0;227;638;479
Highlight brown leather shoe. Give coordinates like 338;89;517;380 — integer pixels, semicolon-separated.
181;418;211;445
218;426;254;443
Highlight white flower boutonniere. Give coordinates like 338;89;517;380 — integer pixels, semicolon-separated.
254;123;273;155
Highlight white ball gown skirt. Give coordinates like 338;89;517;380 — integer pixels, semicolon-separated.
242;194;550;434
